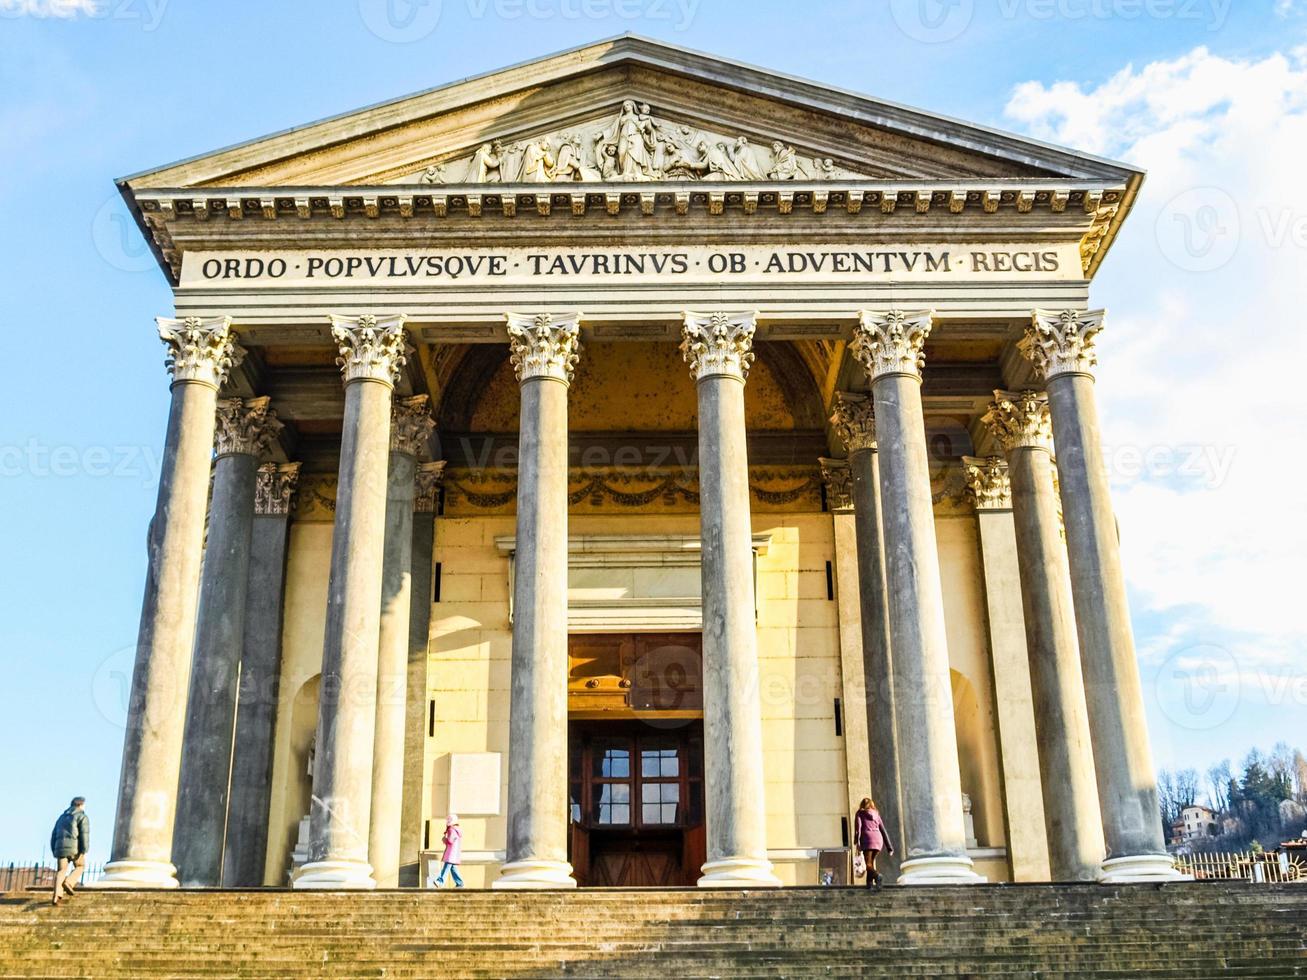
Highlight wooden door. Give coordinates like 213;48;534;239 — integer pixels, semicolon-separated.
569;722;705;886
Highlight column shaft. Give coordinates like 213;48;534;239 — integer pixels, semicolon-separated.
1022;309;1182;882
369;449;418;887
101;315;241;889
695;372;777;886
295;379;391;887
222;472;294;887
851;309;981;885
1008;445;1104;880
969;499;1052;882
682;311;779;888
495;310;580;889
848;446;902;881
295;312;408;890
497;376;574;887
172;449;258;884
1047;374;1170;874
872;373;977;882
400;467;440;886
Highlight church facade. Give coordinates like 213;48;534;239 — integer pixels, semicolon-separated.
99;36;1184;891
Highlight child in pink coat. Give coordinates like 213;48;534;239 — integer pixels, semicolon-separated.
432;814;464;888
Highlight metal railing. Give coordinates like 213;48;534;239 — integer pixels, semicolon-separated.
0;861;106;893
1174;851;1305;884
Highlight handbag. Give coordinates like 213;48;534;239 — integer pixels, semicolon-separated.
852;852;866;878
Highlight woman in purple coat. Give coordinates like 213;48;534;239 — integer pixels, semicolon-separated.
854;797;894;888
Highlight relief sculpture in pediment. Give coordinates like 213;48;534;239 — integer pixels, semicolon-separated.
411;101;857;184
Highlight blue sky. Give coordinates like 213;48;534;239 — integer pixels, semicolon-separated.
1;0;1304;856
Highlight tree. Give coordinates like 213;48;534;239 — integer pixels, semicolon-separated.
1294;750;1307;804
1207;760;1232;812
1176;769;1200;810
1157;769;1179;835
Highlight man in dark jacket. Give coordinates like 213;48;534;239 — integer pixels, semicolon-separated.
50;797;89;905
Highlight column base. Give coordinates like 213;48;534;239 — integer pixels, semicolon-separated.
90;860;180;889
1099;854;1192;884
291;859;377;890
697;856;783;888
898;855;987;885
492;859;577;890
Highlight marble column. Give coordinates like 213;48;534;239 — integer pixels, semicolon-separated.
982;391;1105;881
100;316;243;889
959;456;1051;882
681;311;781;888
829;392;903;882
173;397;282;885
851;310;982;884
223;462;300;887
369;396;434;888
293;314;409;890
1022;310;1183;883
495;312;581;890
399;461;443;886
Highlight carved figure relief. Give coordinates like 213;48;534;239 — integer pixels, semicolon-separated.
403;102;861;184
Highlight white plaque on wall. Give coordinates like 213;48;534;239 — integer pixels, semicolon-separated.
447;752;502;816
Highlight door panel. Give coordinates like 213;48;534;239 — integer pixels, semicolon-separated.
569;714;705;887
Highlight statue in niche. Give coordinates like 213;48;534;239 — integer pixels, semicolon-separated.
518;138;555;182
768;141;803;180
464;140;505;183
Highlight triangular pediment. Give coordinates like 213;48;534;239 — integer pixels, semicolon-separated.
121;35;1141;191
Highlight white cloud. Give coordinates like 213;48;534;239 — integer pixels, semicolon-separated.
1004;47;1307;678
0;0;100;16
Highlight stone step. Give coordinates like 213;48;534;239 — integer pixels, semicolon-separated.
1;884;1302;978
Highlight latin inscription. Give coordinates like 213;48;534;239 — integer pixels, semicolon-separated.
184;244;1075;287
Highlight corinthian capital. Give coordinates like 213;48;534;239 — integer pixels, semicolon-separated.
214;396;283;458
1022;309;1106;380
391;395;435;458
506;312;582;384
829;392;877;453
819;458;853;512
851;310;933;382
680;311;758;382
983;390;1053;454
330;314;409;386
157;315;244;388
254;461;301;516
963;456;1012;511
414;460;447;514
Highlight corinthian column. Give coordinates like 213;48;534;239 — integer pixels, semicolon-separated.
982;391;1104;880
100;316;243;889
495;312;581;890
223;462;300;887
851;311;982;884
682;312;781;888
400;461;444;885
294;314;409;890
829;392;902;881
174;397;282;885
1022;311;1183;883
369;395;434;888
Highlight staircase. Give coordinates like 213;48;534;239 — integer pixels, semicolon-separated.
2;884;1304;978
